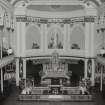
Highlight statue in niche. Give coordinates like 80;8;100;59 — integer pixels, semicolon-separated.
48;37;55;49
56;33;63;49
48;29;63;49
32;42;40;49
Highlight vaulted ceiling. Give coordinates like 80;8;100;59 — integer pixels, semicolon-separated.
27;5;84;12
6;0;104;6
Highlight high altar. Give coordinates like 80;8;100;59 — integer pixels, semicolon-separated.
42;51;70;86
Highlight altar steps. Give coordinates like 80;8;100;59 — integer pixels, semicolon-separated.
18;86;94;102
18;94;94;102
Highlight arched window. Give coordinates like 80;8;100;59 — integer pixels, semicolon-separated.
26;25;41;50
70;26;85;50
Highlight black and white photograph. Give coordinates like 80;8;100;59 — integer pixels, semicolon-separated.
0;0;105;105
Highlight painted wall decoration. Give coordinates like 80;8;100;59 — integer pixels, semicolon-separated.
26;24;41;50
70;25;85;50
19;58;23;78
47;27;63;49
87;59;92;78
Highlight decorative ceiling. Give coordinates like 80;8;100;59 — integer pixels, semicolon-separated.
27;5;84;12
6;0;105;6
6;0;104;5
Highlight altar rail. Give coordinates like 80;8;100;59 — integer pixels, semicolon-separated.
18;94;94;102
61;87;80;95
31;86;81;95
31;87;50;94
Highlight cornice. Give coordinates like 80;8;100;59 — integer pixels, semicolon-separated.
16;15;96;23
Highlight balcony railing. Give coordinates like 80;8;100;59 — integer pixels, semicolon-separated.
0;55;14;68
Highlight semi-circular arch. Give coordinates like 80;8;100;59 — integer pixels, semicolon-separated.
10;0;103;8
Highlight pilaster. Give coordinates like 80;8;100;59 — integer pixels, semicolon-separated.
90;23;96;57
45;24;47;51
64;24;67;52
67;24;70;52
21;22;26;57
41;24;44;52
16;22;21;57
85;23;91;57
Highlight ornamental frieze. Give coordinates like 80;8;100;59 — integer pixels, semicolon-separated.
84;16;95;22
16;15;96;23
26;22;41;28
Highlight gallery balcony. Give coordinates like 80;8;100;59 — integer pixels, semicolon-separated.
0;55;15;68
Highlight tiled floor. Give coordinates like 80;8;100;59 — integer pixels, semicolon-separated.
0;86;105;105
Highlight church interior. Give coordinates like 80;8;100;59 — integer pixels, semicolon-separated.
0;0;105;104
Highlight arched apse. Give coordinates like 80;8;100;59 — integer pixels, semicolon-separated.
47;27;63;49
70;25;85;50
26;25;41;50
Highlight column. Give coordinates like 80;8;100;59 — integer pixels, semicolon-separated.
1;68;3;93
43;64;46;73
23;59;26;88
91;59;95;86
0;25;3;93
7;28;11;48
16;58;19;86
10;29;13;49
23;59;26;79
84;59;88;78
100;64;103;91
